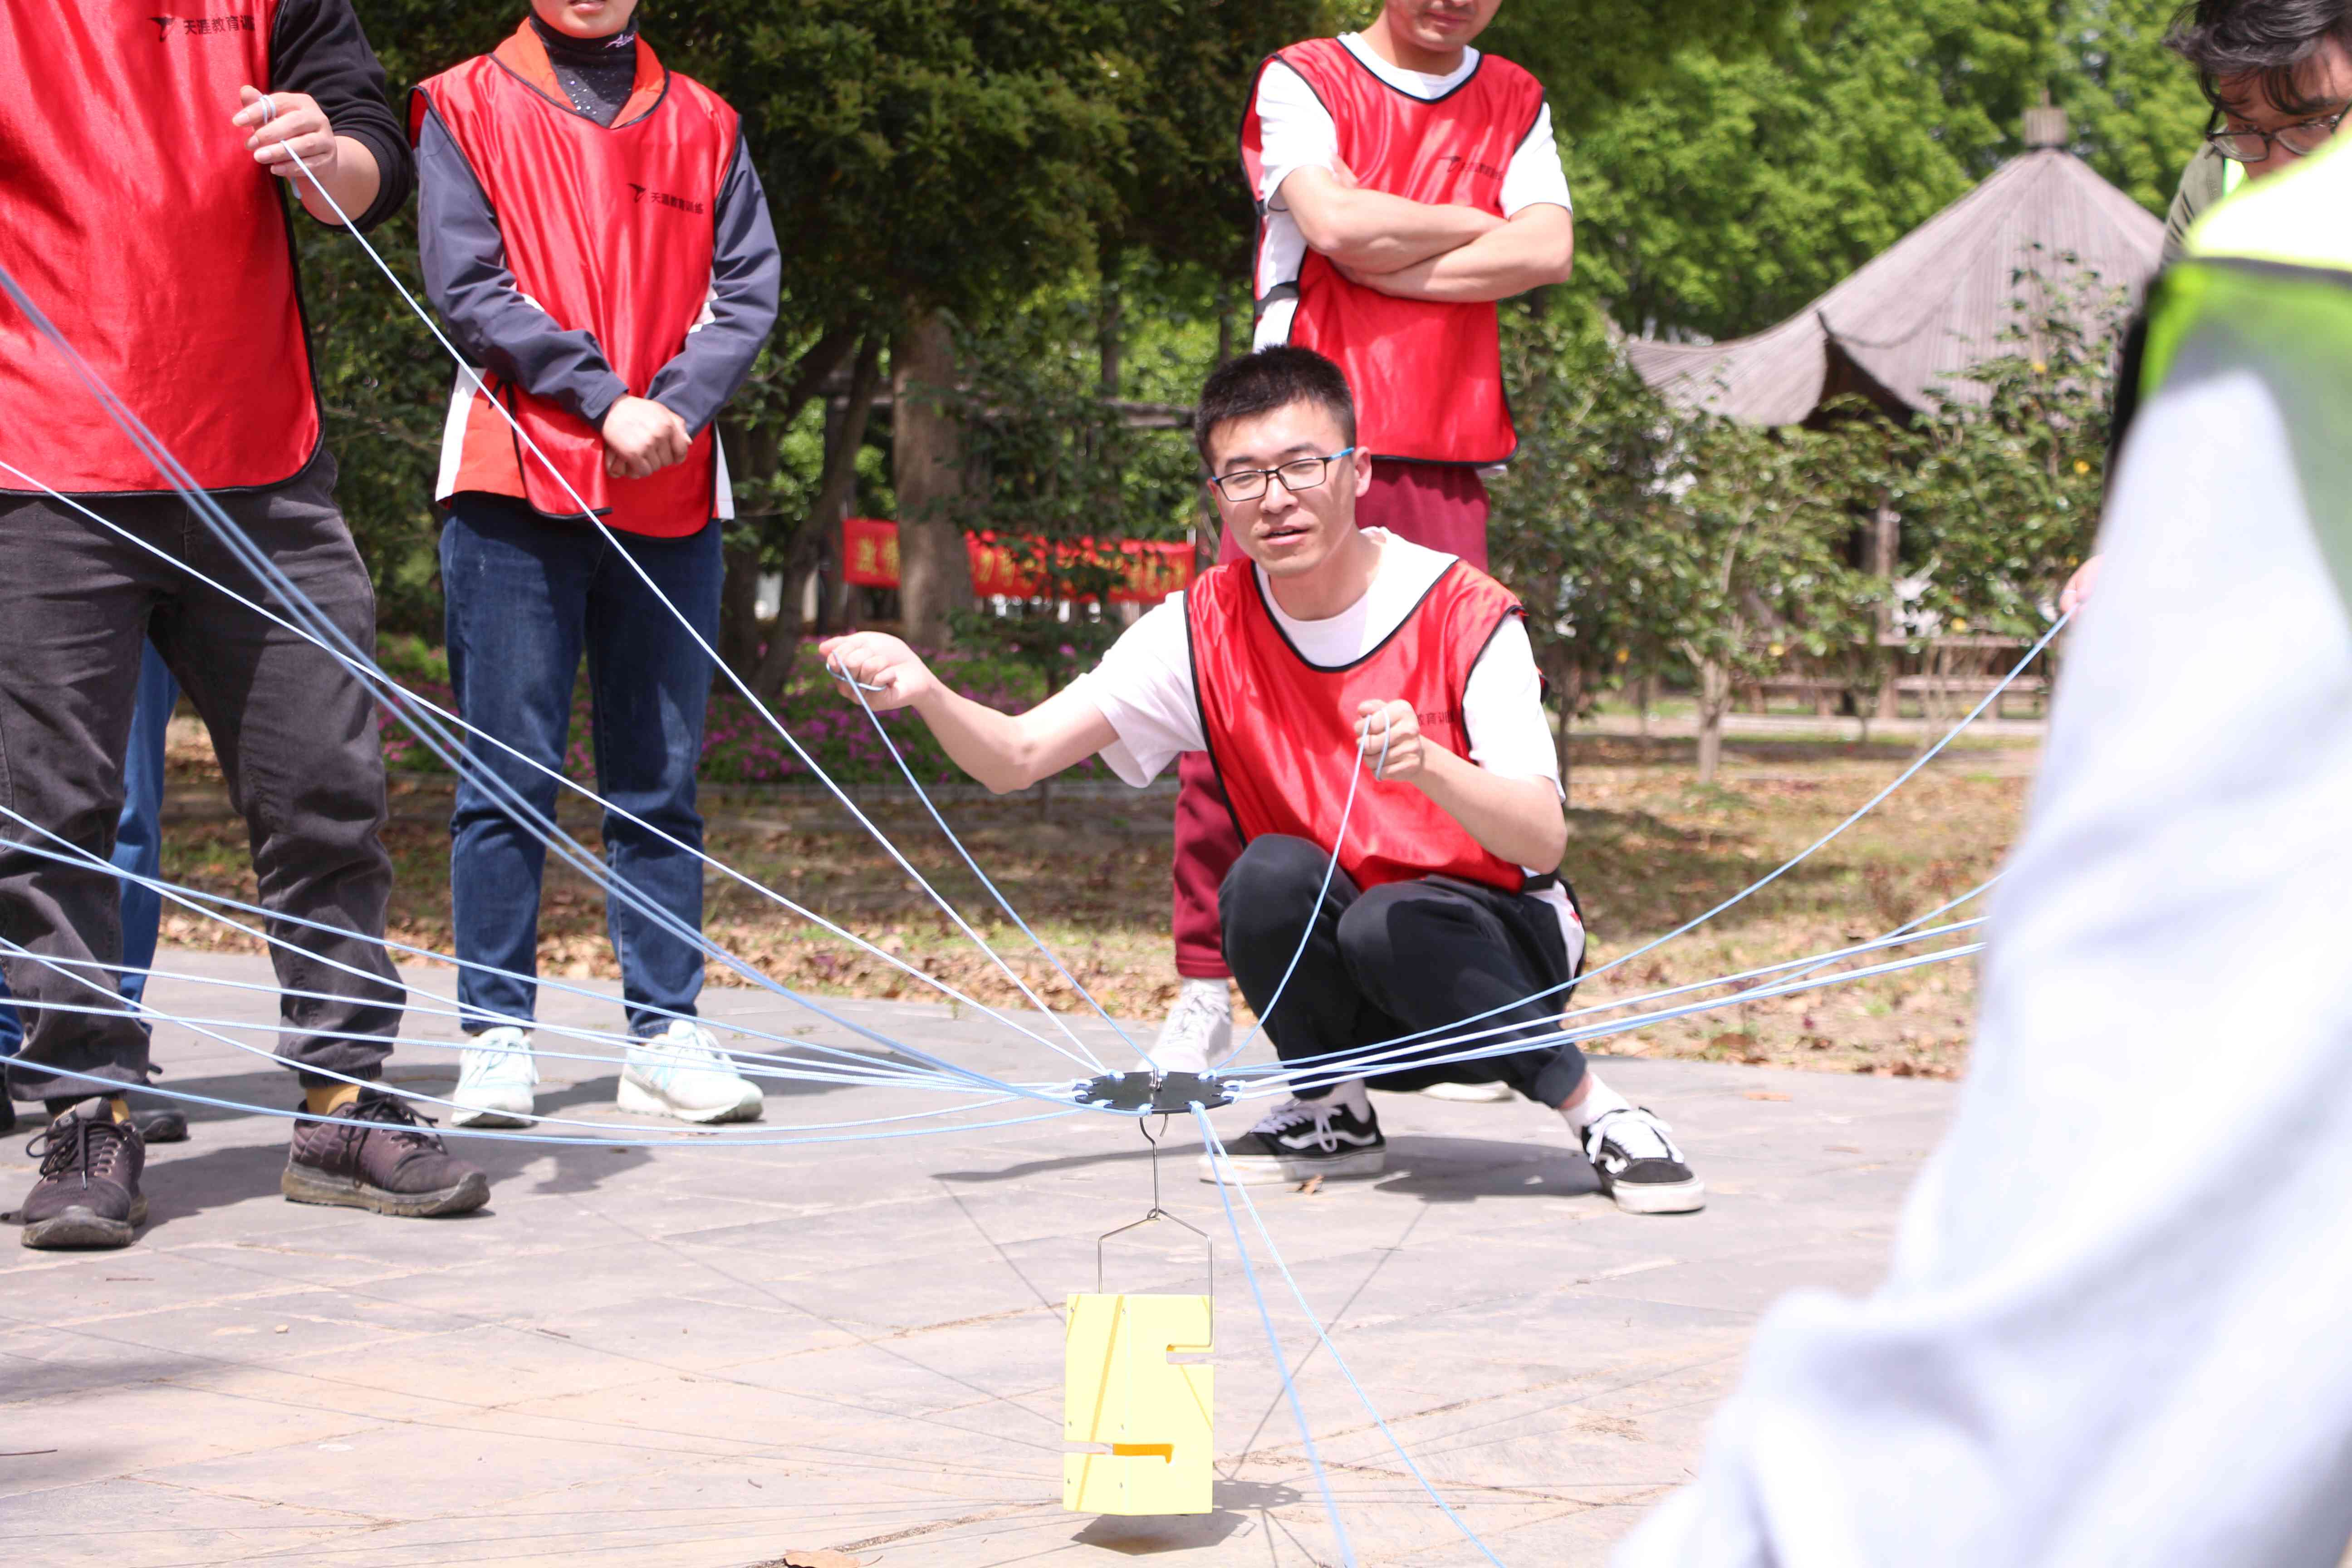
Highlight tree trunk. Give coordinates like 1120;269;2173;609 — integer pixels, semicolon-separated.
1554;662;1582;803
1873;503;1901;722
717;416;779;680
1216;284;1236;366
1696;659;1731;785
894;310;971;650
750;330;884;701
1637;673;1654;740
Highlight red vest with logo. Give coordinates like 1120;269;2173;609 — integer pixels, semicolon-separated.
1241;39;1544;467
0;0;320;494
412;24;735;537
1187;555;1529;893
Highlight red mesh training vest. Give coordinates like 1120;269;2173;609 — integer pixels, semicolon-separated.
412;24;735;537
0;0;321;494
1187;553;1529;893
1240;39;1544;467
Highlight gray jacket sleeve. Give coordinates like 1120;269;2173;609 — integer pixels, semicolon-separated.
413;104;630;427
2161;144;2228;268
646;134;783;436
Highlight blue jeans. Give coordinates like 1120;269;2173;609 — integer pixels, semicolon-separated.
0;642;175;1062
441;495;720;1039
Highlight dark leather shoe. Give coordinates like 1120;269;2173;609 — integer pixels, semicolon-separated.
282;1088;489;1218
129;1106;188;1143
20;1105;146;1249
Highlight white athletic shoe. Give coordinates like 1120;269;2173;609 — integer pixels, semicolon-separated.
1152;978;1231;1076
451;1025;538;1128
1420;1079;1515;1103
619;1019;764;1124
1580;1106;1706;1214
1196;1095;1386;1186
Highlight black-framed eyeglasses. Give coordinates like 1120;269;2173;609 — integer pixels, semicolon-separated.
1205;448;1356;504
2206;107;2348;162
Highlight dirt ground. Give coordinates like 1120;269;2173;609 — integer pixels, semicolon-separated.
153;720;2034;1082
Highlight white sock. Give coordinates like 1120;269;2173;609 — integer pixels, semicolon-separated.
1179;977;1230;1016
1559;1073;1630;1133
1314;1078;1371;1117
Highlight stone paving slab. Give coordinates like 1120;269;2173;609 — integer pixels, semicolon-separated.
0;951;1959;1567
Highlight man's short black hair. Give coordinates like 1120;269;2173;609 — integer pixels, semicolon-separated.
2169;0;2352;115
1192;346;1357;464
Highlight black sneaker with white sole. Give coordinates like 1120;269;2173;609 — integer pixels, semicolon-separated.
1582;1107;1705;1214
1197;1096;1386;1186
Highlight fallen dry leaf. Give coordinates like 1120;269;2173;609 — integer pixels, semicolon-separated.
754;1552;874;1568
1295;1176;1323;1196
1742;1091;1791;1102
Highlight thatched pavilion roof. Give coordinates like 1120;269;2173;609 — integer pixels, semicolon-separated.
1624;129;2165;426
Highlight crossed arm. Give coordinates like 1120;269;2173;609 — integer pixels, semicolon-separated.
1279;165;1575;304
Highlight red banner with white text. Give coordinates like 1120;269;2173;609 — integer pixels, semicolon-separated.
841;518;1194;605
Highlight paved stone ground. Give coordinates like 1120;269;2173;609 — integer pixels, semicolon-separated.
0;951;1958;1568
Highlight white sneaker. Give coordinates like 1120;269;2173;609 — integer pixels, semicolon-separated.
451;1025;538;1128
1152;978;1231;1076
1420;1080;1515;1103
619;1019;764;1124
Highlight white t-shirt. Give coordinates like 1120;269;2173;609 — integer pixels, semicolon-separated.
1069;532;1582;957
1252;33;1574;350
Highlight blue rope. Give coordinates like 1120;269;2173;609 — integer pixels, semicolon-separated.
1226;917;1987;1088
1191;1106;1359;1567
0;809;1073;1110
1225;622;2062;1087
19;1057;1081;1150
1206;717;1390;1075
0;456;1122;1074
1259;940;1983;1099
842;670;1153;1066
1199;1113;1507;1567
265;152;1116;1078
0;934;1067;1139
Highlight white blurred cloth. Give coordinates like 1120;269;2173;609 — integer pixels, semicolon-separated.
1616;342;2352;1566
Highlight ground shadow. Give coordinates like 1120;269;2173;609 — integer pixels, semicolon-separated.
1068;1478;1302;1555
1370;1134;1602;1203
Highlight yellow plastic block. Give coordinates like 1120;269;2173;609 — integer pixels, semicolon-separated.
1063;1292;1214;1514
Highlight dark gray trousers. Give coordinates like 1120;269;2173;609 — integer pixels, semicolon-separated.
0;452;402;1103
1220;834;1588;1108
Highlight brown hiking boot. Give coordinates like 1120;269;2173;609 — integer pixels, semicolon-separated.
20;1104;147;1250
282;1088;490;1218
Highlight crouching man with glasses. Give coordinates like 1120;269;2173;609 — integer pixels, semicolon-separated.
819;348;1703;1215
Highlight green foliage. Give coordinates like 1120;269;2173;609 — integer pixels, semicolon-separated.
1880;268;2123;637
1567;0;2204;340
939;289;1207;690
2056;0;2211;214
1490;304;1877;778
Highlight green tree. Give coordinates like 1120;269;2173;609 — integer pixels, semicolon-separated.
1564;0;2204;342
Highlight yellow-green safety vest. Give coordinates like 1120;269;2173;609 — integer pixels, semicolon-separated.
2142;133;2352;598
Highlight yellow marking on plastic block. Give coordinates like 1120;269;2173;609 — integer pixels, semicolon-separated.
1063;1293;1213;1515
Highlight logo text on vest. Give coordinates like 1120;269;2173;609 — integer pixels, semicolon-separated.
149;14;257;41
627;184;706;215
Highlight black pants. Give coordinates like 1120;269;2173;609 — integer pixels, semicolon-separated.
1220;835;1587;1107
0;451;401;1103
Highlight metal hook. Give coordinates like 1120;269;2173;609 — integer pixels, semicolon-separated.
1096;1113;1213;1305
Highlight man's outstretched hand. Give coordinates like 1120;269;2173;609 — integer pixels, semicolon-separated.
820;632;937;713
2059;555;2103;617
602;396;691;479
